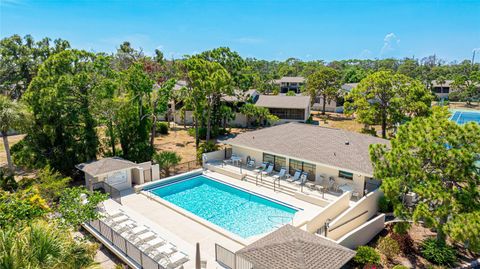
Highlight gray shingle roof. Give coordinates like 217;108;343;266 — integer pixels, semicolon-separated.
255;95;310;109
274;76;306;84
224;122;389;175
236;225;355;269
76;157;139;176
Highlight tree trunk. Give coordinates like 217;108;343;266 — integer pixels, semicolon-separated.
150;115;157;150
381;110;387;139
322;94;327;115
206;108;212;142
183;109;187;129
108;120;116;156
1;131;14;174
194;117;200;148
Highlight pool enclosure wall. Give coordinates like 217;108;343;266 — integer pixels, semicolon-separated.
230;145;370;195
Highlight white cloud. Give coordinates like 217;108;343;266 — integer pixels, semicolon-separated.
234;37;264;44
359;49;372;59
380;32;400;57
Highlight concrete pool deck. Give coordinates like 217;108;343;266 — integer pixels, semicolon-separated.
102;170;331;268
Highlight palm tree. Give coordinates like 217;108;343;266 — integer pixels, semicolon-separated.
0;95;27;174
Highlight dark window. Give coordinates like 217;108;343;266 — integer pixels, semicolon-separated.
288;159;316;181
339;170;354;180
263;153;286;172
268;108;305;120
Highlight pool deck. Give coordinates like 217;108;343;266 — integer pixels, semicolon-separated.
101;170;329;268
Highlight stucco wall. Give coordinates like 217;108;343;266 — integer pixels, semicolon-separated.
228;113;247;127
203;149;226;163
206;164;245;180
305;192;351;233
93;168;133;191
231;145;263;165
327;189;382;240
337;214;385;249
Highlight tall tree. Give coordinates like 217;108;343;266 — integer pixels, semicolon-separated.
184;57;232;141
0;34;70;99
149;78;176;148
305;67;342;114
0;96;28;174
345;71;433;138
370;107;480;251
14;50;112;174
115;63;155;162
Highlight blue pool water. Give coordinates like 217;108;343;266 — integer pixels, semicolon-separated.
450;110;480;124
148;175;298;238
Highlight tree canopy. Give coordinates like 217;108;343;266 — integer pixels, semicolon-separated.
370;107;480;251
345;71;433;138
305;67;342;114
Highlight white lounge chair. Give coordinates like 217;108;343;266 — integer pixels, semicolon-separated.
261;164;274;176
160;251;189;269
149;242;177;258
131;231;156;245
121;226;148;240
273;167;286;180
139;237;166;252
287;170;302;183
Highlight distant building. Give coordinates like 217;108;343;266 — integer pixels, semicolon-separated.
273;76;305;94
255;95;311;122
431;80;454;99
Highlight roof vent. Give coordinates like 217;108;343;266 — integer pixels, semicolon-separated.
345;141;350;145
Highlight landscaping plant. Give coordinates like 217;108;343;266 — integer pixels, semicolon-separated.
376;236;400;260
353;246;381;266
421;238;457;266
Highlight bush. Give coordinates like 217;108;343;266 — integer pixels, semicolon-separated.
153;151;182;177
377;236;400;260
378;195;393;213
0;168;18;192
197;141;219;162
156;122;169;135
354;246;381;266
392;265;408;269
421;238;457;266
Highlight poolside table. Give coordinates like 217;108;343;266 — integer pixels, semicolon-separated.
231;156;242;166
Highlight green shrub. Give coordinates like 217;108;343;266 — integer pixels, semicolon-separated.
377;236;400;260
392;265;409;269
421;238;457;266
153;151;182;177
156;122;169;135
0;168;18;192
197;141;219;162
392;222;411;235
378;195;393;213
354;246;381;266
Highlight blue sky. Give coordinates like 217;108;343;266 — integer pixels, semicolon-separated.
1;0;479;62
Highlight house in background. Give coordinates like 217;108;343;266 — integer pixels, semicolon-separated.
255;95;311;123
76;157;159;191
431;80;454;99
224;122;389;195
273;76;305;94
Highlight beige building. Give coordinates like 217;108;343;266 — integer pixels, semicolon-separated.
76;157;160;191
224;122;389;195
254;95;311;123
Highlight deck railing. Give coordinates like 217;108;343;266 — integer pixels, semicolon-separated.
159;160;201;179
89;219;166;269
214;243;253;269
92;181;122;204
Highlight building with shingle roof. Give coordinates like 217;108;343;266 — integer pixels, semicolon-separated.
224;122;389;195
236;224;355;269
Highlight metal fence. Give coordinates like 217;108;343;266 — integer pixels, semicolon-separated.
90;219;164;269
214;243;253;269
159;160;201;179
92;181;122;204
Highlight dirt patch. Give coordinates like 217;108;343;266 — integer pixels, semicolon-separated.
312;112;382;135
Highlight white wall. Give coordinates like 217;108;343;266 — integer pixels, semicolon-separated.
337;214;385;249
228;113;247;127
94;169;133;191
327;189;382;240
231;145;263;165
203;149;226;163
305;191;351;233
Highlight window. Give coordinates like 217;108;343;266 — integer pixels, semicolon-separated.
268;108;305;120
263;153;286;172
288;159;316;181
339;170;354;180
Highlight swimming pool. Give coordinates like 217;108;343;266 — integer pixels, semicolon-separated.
450;110;480;124
148;175;299;238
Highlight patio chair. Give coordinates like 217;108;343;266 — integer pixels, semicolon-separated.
246;159;256;168
131;231;156;245
286;170;302;183
138;237;166;252
261;164;274;176
273;167;286;180
295;173;308;185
